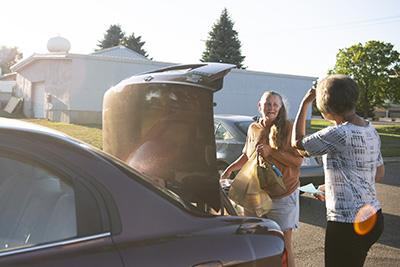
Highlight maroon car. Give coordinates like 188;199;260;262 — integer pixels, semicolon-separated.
0;63;287;266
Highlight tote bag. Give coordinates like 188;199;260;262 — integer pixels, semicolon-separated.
257;155;286;197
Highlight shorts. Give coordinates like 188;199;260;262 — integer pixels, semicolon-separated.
263;189;299;231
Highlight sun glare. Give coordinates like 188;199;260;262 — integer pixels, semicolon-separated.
353;204;378;236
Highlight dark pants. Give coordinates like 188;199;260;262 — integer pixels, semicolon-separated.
325;210;384;267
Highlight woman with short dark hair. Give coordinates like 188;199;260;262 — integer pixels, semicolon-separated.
292;74;384;267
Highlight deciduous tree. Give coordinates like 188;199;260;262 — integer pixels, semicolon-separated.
0;46;22;75
329;40;400;117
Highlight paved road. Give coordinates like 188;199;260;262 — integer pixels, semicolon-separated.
293;161;400;267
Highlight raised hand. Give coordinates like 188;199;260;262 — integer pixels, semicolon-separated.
256;143;272;159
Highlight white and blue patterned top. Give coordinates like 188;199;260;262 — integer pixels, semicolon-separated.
302;122;382;223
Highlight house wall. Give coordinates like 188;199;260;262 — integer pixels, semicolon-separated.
214;69;316;120
0;92;11;108
13;54;316;124
0;81;14;108
67;56;171;124
15;59;72;119
0;81;15;93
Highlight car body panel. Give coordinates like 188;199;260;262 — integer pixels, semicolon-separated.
0;63;286;266
0;235;122;267
216;141;245;168
0;118;286;266
117;217;284;267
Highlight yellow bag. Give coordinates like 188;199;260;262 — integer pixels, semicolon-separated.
228;153;272;217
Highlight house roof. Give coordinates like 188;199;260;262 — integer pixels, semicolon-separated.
10;45;152;73
231;68;317;81
9;45;316;81
0;72;17;81
91;45;149;60
10;51;168;73
10;53;71;72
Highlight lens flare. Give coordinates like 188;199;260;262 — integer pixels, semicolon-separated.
353;204;377;236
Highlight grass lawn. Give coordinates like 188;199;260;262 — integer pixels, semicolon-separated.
23;119;103;149
310;119;400;157
0;110;103;149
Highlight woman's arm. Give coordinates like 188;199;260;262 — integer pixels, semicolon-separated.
269;148;303;167
220;153;248;179
292;88;316;153
375;164;385;182
266;123;303;167
257;142;301;167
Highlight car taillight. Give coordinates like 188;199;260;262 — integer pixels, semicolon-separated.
281;248;288;267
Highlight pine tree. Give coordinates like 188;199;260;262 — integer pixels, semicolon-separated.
122;33;149;58
97;24;125;50
201;8;246;69
97;25;150;58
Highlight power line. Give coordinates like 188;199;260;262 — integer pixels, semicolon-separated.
273;14;400;33
301;15;400;31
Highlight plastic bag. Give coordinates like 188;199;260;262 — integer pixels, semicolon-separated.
228;153;272;217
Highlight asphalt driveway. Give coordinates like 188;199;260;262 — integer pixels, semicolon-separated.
293;159;400;267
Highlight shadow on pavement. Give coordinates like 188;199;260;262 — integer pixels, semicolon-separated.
380;212;400;249
299;196;400;249
378;162;400;187
299;195;327;228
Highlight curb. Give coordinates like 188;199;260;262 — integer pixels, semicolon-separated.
383;157;400;163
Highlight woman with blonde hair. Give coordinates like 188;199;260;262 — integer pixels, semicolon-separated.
221;91;303;267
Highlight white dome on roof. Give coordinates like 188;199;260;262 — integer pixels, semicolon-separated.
47;36;71;53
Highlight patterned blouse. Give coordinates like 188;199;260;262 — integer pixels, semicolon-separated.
302;122;383;223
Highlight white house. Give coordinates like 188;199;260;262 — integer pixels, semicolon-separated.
10;36;316;124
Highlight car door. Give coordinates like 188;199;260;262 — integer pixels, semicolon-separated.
0;139;123;267
214;120;244;165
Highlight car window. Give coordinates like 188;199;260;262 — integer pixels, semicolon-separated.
214;123;234;140
235;120;252;135
0;155;77;252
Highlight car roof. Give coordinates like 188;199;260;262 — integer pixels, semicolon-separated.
214;114;256;122
0;118;66;136
0;118;83;146
0;118;124;165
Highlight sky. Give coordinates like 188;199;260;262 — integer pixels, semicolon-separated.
0;0;399;78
